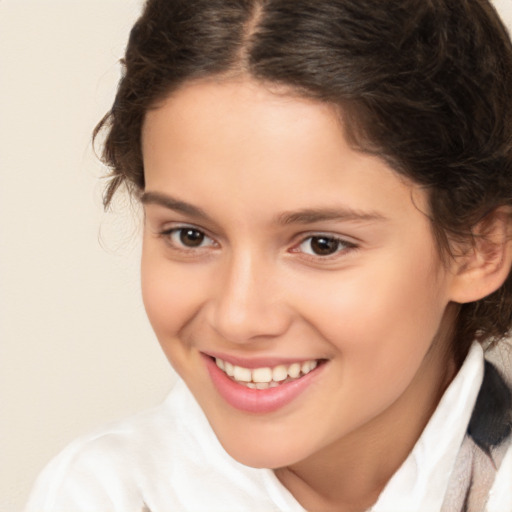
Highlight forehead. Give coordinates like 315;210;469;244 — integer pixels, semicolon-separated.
143;78;341;164
141;78;428;224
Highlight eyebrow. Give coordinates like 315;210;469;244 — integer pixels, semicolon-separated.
275;208;387;225
141;191;212;221
141;191;387;225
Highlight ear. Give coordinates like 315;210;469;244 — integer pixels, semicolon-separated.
449;207;512;304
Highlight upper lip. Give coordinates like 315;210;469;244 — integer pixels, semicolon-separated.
201;351;323;369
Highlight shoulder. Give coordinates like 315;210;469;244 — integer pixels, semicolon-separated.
25;379;301;512
471;357;512;511
487;438;512;511
24;381;188;512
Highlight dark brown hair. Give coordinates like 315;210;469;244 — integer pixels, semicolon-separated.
95;0;512;362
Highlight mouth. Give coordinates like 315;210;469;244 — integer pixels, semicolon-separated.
213;357;319;389
203;354;326;413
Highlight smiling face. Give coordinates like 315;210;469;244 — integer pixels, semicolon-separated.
141;79;459;469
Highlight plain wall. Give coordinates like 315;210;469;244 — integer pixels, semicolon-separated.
1;1;512;511
0;2;175;511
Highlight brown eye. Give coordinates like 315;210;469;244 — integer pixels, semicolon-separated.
309;236;340;255
162;226;217;252
179;228;206;247
297;235;352;257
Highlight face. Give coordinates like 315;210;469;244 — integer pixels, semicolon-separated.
141;79;458;469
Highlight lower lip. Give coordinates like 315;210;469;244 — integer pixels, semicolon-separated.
204;355;324;414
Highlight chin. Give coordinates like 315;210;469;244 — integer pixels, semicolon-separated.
214;428;310;469
226;447;297;470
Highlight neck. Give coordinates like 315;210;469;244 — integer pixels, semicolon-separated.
275;330;457;512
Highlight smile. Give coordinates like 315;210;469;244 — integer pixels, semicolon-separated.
204;353;326;413
214;358;319;389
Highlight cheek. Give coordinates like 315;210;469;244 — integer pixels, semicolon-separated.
297;261;451;434
298;252;448;377
140;245;203;350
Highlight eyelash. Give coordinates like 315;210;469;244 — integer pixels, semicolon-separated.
158;226;357;259
159;226;217;252
291;234;357;259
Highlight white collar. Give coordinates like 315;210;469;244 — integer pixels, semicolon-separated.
173;342;485;511
371;341;484;512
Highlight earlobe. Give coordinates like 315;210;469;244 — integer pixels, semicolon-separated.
449;208;512;304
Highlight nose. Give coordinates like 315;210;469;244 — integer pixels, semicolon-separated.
206;250;292;344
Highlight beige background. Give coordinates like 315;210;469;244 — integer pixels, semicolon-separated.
1;1;512;510
0;2;174;510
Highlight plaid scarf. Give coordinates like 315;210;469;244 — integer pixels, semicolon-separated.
441;361;512;512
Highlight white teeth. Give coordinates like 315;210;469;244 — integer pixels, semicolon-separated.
288;362;301;379
272;365;288;382
233;366;252;382
252;367;273;383
301;360;318;374
224;361;235;377
215;357;320;387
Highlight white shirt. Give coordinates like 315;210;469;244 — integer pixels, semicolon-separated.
25;342;512;512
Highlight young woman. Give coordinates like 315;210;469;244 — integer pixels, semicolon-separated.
26;1;512;511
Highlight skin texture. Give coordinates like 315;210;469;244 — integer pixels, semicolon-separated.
139;79;494;511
